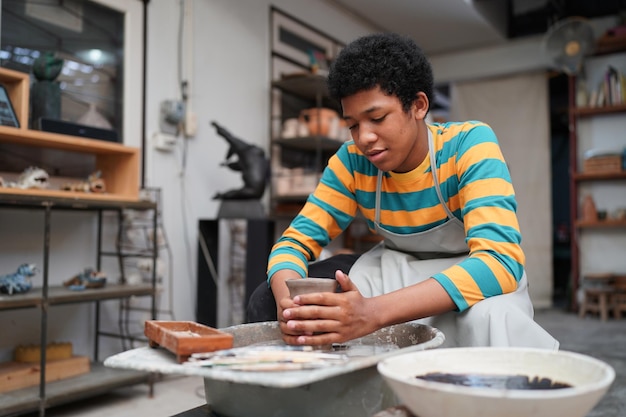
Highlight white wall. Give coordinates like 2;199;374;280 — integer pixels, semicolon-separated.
2;0;582;362
143;0;373;326
0;0;375;362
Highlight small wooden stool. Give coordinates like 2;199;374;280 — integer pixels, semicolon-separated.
578;274;614;321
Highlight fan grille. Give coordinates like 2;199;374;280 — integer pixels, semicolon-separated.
544;17;595;75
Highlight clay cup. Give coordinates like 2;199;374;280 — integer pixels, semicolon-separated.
285;277;338;298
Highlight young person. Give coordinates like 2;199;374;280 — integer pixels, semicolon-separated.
248;32;558;349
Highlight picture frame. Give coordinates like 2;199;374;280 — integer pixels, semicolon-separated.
0;84;20;128
271;8;341;69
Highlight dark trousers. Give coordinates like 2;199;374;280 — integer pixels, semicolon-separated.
245;253;361;323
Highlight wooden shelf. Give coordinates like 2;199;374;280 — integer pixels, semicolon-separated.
0;189;156;209
570;103;626;117
573;171;626;182
0;68;29;128
594;33;626;56
575;219;626;228
0;67;141;202
0;126;140;201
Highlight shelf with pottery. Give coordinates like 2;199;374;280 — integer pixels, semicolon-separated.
0;199;158;416
568;41;626;312
0;68;155;415
270;73;347;204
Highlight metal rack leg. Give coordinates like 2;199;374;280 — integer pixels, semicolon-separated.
39;203;52;417
95;210;103;361
152;205;158;320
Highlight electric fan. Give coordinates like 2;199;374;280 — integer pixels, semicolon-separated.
543;17;595;75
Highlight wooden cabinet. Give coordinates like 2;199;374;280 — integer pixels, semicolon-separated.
0;68;156;416
0;67;141;203
568;46;626;310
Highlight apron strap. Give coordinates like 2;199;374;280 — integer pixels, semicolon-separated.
428;129;456;221
375;128;456;225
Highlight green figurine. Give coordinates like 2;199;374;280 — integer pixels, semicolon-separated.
32;51;64;81
30;51;64;128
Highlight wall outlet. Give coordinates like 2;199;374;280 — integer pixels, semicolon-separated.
153;131;177;152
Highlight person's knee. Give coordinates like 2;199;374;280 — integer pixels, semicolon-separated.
245;281;277;323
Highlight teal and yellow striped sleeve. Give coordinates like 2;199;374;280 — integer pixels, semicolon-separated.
267;143;358;283
430;122;525;311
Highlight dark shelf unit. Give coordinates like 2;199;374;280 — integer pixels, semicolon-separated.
270;74;342;214
0;192;158;417
568;70;626;311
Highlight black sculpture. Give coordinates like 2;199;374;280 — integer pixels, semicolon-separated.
211;121;269;200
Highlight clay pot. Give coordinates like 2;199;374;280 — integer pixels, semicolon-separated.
285;277;338;350
299;108;339;136
581;195;597;222
285;277;337;297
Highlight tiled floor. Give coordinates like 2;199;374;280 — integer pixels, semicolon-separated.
21;308;626;417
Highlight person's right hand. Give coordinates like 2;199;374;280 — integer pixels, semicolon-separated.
281;270;379;346
269;270;310;338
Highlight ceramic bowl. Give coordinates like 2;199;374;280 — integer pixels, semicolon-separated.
377;347;615;417
285;277;338;298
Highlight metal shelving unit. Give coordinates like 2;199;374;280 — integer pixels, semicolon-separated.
0;192;158;417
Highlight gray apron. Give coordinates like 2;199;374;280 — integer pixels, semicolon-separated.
348;130;559;349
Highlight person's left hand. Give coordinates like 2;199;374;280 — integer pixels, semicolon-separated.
281;270;380;346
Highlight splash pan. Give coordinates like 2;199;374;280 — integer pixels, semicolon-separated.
105;321;444;417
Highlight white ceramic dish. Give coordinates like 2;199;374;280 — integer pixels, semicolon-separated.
377;347;615;417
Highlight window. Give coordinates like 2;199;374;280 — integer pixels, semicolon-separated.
0;0;143;146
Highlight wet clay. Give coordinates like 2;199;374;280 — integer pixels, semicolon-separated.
416;372;572;390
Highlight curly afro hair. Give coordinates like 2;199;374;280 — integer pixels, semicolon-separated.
327;32;433;113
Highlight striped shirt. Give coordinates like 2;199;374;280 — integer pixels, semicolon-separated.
267;121;525;312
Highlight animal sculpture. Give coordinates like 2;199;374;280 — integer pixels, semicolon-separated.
211;121;269;200
0;264;37;295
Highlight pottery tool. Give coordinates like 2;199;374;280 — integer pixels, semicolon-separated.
184;345;348;371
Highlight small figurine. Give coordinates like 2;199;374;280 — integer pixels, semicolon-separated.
61;171;106;193
32;51;64;81
30;51;64;127
211;121;269;200
7;167;50;189
63;268;107;291
0;264;37;295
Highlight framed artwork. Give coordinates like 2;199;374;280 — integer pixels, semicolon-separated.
0;84;20;127
271;8;341;70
